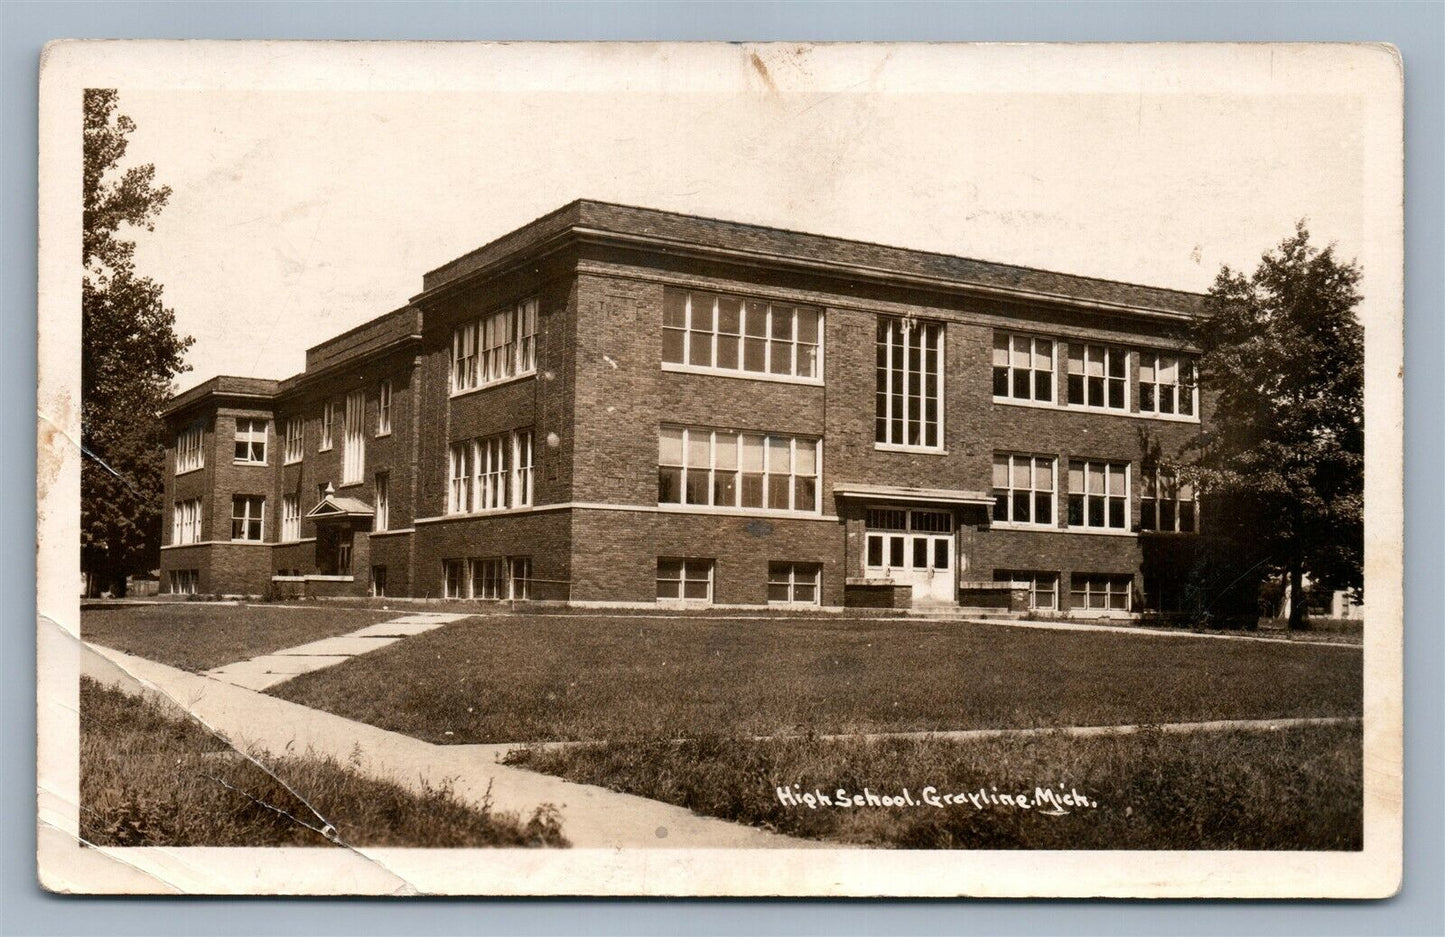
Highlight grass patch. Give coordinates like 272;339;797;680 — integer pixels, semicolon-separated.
271;614;1363;744
507;725;1361;850
80;603;400;671
79;677;567;847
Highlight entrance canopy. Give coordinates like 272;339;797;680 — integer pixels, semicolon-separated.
832;483;992;508
305;492;375;522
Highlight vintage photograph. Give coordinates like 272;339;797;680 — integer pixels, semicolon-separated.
36;41;1403;897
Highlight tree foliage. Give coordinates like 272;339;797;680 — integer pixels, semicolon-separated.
1188;223;1364;629
82;89;193;596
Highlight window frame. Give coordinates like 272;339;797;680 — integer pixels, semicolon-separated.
1067;459;1131;532
767;562;821;606
283;417;304;464
1065;342;1129;412
175;423;204;474
992;332;1057;404
171;497;202;546
1070;573;1133;612
281;493;301;542
374;472;390;532
657;425;821;514
1140;465;1198;533
991;453;1058;528
376;380;392;436
1138;351;1198;419
449;298;540;396
230;494;265;542
661;288;824;383
342;389;365;485
656;557;715;604
233;418;268;465
319;401;335;451
875;316;946;451
993;569;1060;611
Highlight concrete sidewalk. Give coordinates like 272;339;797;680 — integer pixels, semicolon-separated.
202;612;469;690
82;642;815;850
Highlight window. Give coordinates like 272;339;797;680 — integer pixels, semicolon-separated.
662;289;821;380
993;570;1060;611
466;557;504;599
284;417;304;464
450;298;539;393
374;473;389;532
343;390;365;484
993;333;1055;403
1139;353;1196;417
376;380;392;435
656;558;714;603
169;569;198;595
230;495;264;541
991;453;1056;526
176;424;204;473
446;428;531;514
443;559;467;599
1067;460;1129;530
768;562;820;606
512;430;533;507
509;557;532;601
370;565;387;598
281;493;300;541
171;498;202;545
658;425;819;513
1066;343;1127;410
320;401;335;451
1140;466;1197;532
234;419;267;464
864;509;954;571
336;539;352;575
876;317;944;449
1071;573;1132;611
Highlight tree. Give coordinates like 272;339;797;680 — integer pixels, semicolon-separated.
1187;222;1364;630
82;89;193;597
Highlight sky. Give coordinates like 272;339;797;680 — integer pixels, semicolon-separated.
105;46;1369;393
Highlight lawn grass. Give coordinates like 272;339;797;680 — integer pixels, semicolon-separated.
80;603;400;671
79;677;567;847
270;613;1363;744
505;724;1361;850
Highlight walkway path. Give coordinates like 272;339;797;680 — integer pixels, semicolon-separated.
202;612;469;690
81;642;814;850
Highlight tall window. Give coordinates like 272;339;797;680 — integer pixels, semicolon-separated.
370;565;387;598
176;424;204;473
172;498;202;545
284;417;304;464
234;419;267;464
470;558;507;599
1139;353;1196;417
343;390;365;485
376;380;392;435
1067;343;1127;410
319;401;335;451
373;472;389;532
1067;460;1129;530
658;426;819;513
450;298;539;393
767;562;820;606
876;317;944;449
991;453;1056;526
992;333;1054;403
656;558;714;603
512;429;533;507
443;559;467;599
1071;573;1131;611
446;428;532;514
281;493;300;541
993;570;1060;611
1140;466;1197;532
509;557;532;601
662;289;821;380
230;495;264;541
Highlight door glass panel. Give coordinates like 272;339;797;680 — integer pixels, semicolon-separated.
912;537;928;569
889;536;905;567
933;538;949;569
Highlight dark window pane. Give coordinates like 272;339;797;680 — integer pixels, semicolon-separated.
1035;371;1052;401
993;367;1009;397
662;329;685;364
663;291;687;329
1140;384;1156;411
794;476;816;511
683;578;709;600
912;538;929;569
716;334;739;369
1013;491;1031;523
1140;500;1156;530
768;475;791;510
1089;496;1105;527
1088;376;1104;406
1108;379;1124;409
1068;495;1085;526
1161;386;1175;414
768;583;790;602
1107;351;1124;378
743;337;766;371
1180;502;1196;532
714;472;738;507
1160;500;1176;531
1068;374;1085;405
1034;492;1052;525
1013;369;1029;399
1180;389;1194;416
1109;499;1126;529
689;332;712;367
658;466;682;503
994;494;1008;522
685;470;710;505
867;537;883;566
933;539;949;569
741;474;764;508
889;536;905;567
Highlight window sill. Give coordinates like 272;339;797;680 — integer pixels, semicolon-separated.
450;370;536;400
230;538;266;544
989;521;1061;532
992;395;1200;424
1062;527;1137;538
284;458;302;466
655;503;828;520
440;504;536;520
175;466;204;477
873;443;948;456
1138;529;1200;536
375;430;392;439
992;395;1059;409
661;362;823;387
1136;411;1202;424
233;460;268;467
318;445;334;453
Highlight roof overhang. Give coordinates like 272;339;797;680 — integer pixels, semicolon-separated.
832;483;994;508
306;495;375;520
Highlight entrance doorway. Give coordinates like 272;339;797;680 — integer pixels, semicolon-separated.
864;507;956;606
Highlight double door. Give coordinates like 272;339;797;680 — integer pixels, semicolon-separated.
864;508;956;606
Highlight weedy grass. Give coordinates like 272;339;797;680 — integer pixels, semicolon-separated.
80;603;397;672
79;678;567;848
507;725;1361;850
271;613;1363;744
